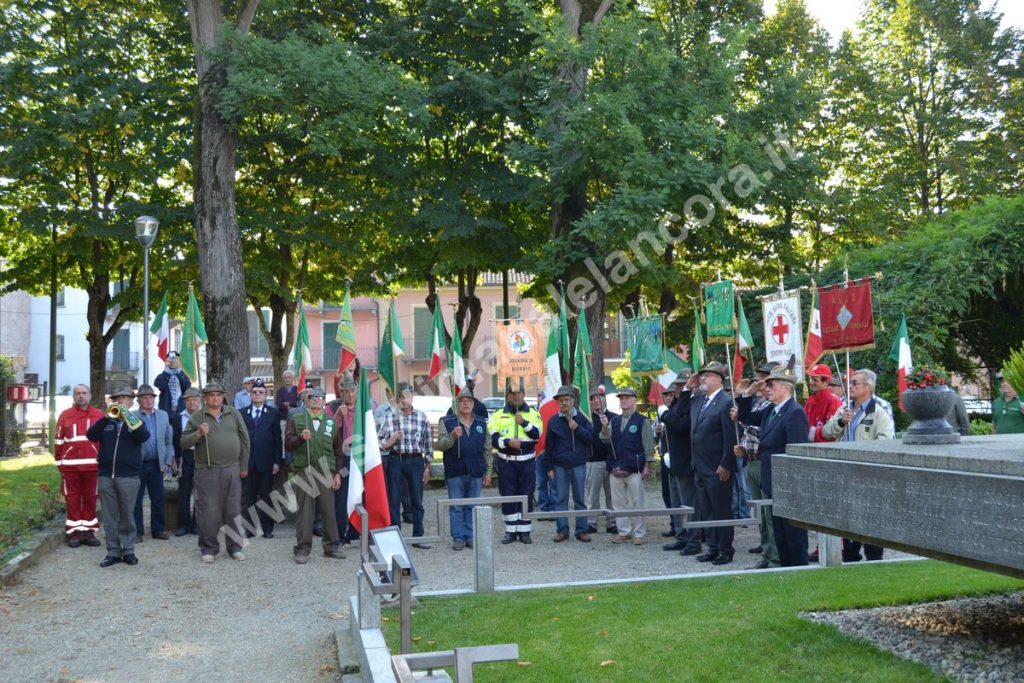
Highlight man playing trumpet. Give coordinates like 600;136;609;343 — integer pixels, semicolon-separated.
87;387;149;568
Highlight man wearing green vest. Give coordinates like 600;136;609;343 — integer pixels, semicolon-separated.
992;373;1024;434
284;387;346;563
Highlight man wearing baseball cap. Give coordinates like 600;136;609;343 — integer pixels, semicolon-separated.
805;364;843;443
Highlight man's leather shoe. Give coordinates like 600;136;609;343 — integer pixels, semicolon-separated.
99;555;121;567
606;526;618;534
519;533;532;544
67;533;82;548
82;531;101;547
135;534;144;543
748;559;770;570
748;545;763;554
312;526;323;537
501;533;517;545
174;528;188;537
552;532;568;543
324;549;346;559
587;525;598;534
575;533;591;543
123;554;139;566
680;546;702;556
696;551;719;562
413;542;432;550
660;530;676;538
465;540;473;549
294;554;309;564
711;554;734;566
244;530;256;539
263;532;274;539
663;540;687;551
153;531;170;540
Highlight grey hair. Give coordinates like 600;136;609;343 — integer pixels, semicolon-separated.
283;370;295;378
854;369;877;387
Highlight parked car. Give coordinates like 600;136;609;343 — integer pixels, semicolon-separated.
412;395;454;426
482;396;504;414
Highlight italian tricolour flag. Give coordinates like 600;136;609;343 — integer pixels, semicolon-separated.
347;369;391;531
150;292;169;361
890;313;913;410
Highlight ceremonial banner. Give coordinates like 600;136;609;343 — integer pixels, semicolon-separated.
626;315;665;376
495;319;545;388
818;280;876;352
761;291;804;382
574;312;592;416
704;280;735;343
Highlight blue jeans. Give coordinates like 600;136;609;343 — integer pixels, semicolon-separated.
446;474;482;542
731;457;751;519
385;455;425;537
535;455;554;511
553;464;588;537
133;459;166;535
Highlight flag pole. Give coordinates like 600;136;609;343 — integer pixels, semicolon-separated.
831;351;850;405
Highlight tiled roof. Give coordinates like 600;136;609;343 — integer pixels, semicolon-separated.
479;271;534;286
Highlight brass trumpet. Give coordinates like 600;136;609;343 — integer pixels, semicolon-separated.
106;403;144;431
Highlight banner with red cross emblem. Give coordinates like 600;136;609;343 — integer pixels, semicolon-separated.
818;279;876;353
760;291;804;382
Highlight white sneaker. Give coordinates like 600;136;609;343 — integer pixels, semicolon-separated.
230;551;245;561
201;554;215;563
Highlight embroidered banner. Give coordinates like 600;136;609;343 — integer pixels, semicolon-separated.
761;291;805;382
818;280;876;352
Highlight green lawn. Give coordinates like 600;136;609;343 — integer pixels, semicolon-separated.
383;561;1024;682
0;453;63;561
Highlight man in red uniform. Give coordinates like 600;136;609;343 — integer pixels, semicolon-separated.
54;384;105;547
804;364;843;443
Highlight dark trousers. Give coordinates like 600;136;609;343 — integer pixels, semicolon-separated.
672;471;701;549
133;459;166;536
695;472;734;556
496;457;535;534
773;515;809;566
843;538;884;561
177;453;196;532
246;467;277;535
384;455;425;537
333;474;350;541
661;464;673;530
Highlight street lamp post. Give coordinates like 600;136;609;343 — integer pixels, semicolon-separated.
134;216;160;385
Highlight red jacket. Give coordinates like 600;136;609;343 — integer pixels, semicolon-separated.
804;390;843;442
55;404;105;471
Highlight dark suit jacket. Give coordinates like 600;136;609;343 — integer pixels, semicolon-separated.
154;370;191;416
736;395;809;497
660;391;695;478
242;404;284;473
689;389;737;477
172;408;194;462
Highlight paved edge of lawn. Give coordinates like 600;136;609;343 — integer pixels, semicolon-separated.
0;514;65;586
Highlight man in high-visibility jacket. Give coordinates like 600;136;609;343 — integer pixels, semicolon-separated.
487;385;543;544
54;384;105;547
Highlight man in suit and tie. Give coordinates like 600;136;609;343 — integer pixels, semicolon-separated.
688;361;738;565
173;387;202;536
133;384;174;541
735;360;810;567
242;378;283;538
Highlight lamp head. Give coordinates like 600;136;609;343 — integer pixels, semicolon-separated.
134;215;160;249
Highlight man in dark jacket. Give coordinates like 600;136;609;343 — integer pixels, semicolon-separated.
172;388;201;536
437;392;493;550
585;387;616;534
660;372;703;555
87;386;150;567
544;386;594;543
154;351;191;416
688;361;738;566
735;362;810;567
242;379;283;538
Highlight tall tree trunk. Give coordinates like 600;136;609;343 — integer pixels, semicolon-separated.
187;0;260;395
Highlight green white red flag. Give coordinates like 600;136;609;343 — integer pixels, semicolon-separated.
378;301;405;397
804;286;824;375
889;313;912;410
150;292;169;362
347;369;391;531
427;303;445;381
294;301;312;389
691;309;706;373
449;321;466;395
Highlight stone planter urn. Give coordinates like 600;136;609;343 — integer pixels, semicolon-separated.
900;386;960;445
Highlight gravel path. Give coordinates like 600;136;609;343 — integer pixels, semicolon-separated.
0;478;910;682
803;591;1024;682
